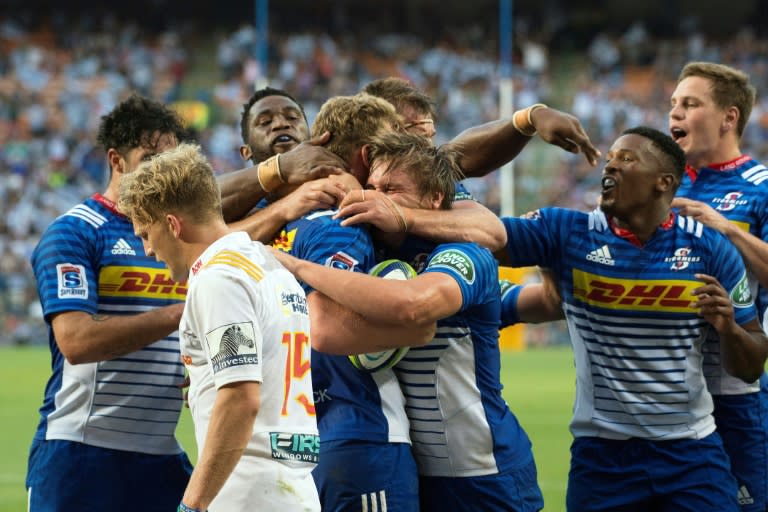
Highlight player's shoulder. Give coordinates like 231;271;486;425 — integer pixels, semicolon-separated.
734;157;768;188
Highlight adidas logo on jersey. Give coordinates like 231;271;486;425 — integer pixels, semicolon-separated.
586;245;615;266
111;238;136;256
738;485;754;505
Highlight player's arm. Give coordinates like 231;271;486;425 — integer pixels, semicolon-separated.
307;292;435;353
276;250;461;326
336;190;507;251
180;381;260;511
501;273;564;328
229;177;348;243
219;132;346;222
446;105;599;178
673;197;768;290
51;305;184;364
693;273;768;383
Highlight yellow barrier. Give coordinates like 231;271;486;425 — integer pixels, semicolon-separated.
498;266;532;351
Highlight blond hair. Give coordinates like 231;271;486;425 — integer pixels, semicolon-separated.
311;93;400;163
367;131;463;210
118;143;222;226
678;62;756;137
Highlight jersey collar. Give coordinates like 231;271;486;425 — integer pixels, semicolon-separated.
608;211;675;247
685;154;751;183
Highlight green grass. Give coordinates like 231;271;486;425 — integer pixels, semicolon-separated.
0;345;575;511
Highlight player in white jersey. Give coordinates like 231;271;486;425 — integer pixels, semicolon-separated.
118;143;319;512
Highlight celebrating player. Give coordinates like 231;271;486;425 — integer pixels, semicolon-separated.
502;126;767;510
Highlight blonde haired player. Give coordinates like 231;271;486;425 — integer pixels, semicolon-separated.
119;143;319;511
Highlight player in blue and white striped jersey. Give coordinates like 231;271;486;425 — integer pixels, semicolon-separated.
669;62;768;512
275;131;543;512
26;95;193;511
503;126;767;511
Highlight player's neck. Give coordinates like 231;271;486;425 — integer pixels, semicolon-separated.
611;207;671;245
687;141;742;171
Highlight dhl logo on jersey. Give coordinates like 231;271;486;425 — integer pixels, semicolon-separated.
572;269;699;313
99;266;187;299
272;228;297;252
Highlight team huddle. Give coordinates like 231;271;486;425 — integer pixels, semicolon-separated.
25;62;768;512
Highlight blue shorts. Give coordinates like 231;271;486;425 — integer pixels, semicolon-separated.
419;459;543;512
26;439;193;512
566;434;738;512
712;385;768;512
312;440;419;512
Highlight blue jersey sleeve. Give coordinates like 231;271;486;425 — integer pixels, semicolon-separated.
30;218;100;320
454;181;474;202
499;280;523;328
501;207;572;269
292;217;376;295
705;230;757;325
422;242;498;312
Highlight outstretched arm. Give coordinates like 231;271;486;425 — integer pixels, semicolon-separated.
336;190;507;251
673;197;768;291
219;132;347;222
275;250;462;326
308;292;435;353
447;105;599;178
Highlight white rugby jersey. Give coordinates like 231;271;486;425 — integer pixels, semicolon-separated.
179;232;319;509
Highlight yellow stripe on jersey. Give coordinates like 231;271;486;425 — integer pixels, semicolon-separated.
99;266;187;299
572;268;700;313
205;250;264;282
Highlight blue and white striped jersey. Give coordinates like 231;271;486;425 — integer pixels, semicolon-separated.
273;209;411;445
503;207;756;440
677;156;768;394
395;241;535;477
30;194;185;455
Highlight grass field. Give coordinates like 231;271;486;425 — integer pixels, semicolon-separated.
0;345;575;511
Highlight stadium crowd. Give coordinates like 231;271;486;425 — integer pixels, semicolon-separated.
2;11;768;345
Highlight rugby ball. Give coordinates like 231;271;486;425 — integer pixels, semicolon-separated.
348;259;416;372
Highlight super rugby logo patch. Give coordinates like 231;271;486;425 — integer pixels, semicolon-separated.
325;251;358;271
428;249;476;284
57;263;88;299
206;322;258;373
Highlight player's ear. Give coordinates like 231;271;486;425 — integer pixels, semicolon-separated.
107;148;125;175
166;214;182;239
657;173;677;193
722;105;739;134
361;144;371;168
239;144;252;162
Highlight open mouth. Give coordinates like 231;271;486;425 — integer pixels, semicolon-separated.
272;134;298;146
670;127;687;142
601;176;617;194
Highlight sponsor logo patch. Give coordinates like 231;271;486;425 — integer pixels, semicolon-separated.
280;289;309;316
730;272;754;308
111;238;136;256
270;432;319;463
98;266;187;299
205;322;258;373
57;263;88;299
325;251;358;271
572;269;699;312
428;248;475;284
586;245;615;266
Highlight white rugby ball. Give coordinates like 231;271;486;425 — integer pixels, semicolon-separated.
348;259;416;373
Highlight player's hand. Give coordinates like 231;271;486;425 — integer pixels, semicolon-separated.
335;189;410;232
277;177;348;219
671;197;731;234
279;131;347;185
271;247;302;275
693;273;737;333
530;107;600;166
178;374;190;408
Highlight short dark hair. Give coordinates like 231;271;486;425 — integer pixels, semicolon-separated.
240;86;307;142
96;94;190;154
363;77;437;121
622;126;686;180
